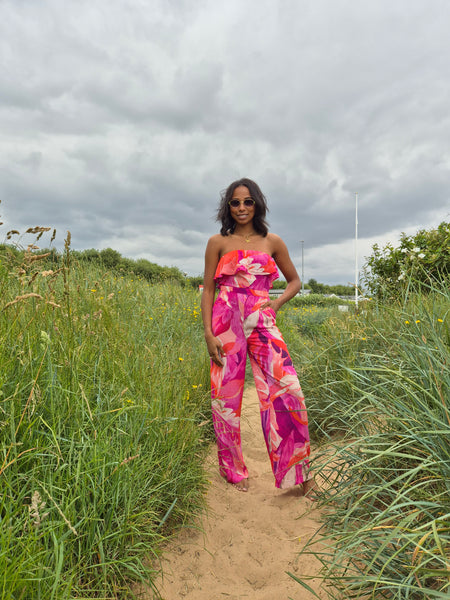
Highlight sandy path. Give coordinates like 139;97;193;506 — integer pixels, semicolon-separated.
142;385;325;600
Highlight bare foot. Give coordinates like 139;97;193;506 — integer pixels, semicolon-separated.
232;478;249;492
302;479;320;501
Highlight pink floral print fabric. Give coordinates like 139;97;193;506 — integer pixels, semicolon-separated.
210;250;311;489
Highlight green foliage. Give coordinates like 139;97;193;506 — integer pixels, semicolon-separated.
363;221;450;297
99;247;122;268
272;279;287;289
284;282;449;598
0;239;210;598
187;275;204;289
289;293;353;307
1;243;187;285
278;304;337;340
308;278;354;296
72;248;100;262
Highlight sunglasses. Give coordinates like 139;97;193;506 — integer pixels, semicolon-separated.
228;198;255;208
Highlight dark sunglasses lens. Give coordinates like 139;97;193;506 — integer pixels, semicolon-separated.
229;199;254;208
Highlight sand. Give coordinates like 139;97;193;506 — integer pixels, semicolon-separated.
141;385;325;600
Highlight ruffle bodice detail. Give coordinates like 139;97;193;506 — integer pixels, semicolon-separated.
214;250;279;291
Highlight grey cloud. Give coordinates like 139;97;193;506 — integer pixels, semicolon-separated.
1;0;449;284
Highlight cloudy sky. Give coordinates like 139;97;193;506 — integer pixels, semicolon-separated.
1;0;449;284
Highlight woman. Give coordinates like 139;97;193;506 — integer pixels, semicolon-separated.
201;178;316;497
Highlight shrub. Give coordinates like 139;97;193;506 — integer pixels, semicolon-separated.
363;221;449;297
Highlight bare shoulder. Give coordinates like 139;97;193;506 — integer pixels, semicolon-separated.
205;234;223;253
204;234;224;268
267;232;289;256
267;233;299;283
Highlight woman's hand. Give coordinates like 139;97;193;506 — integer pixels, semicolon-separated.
260;299;281;314
205;334;225;367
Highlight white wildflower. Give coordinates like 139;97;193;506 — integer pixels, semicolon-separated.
418;253;425;259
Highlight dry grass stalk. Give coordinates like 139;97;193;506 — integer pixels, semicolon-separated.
28;385;40;418
25;227;51;235
41;484;78;536
0;447;37;477
3;293;43;310
64;231;71;252
79;383;94;421
110;454;140;477
24;252;51;264
46;301;61;309
27;271;39;287
42;267;64;279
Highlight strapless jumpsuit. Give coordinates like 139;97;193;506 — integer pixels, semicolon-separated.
210;250;312;489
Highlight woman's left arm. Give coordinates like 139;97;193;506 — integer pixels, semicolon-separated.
263;235;301;313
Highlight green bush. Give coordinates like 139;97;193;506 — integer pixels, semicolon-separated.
289;293;353;307
363;221;449;297
99;247;122;268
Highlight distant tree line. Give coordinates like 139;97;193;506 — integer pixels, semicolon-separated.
0;242;358;293
306;279;355;296
71;247;186;283
0;244;187;284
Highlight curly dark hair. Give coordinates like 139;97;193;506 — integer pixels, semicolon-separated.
217;178;269;237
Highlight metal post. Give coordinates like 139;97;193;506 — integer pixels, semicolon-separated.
355;193;359;310
300;240;304;295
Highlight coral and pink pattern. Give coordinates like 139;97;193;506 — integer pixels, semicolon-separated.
210;249;311;489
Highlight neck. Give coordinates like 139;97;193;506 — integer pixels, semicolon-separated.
234;225;255;237
233;226;257;243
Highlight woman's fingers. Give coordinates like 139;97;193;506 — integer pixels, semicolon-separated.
207;338;224;367
211;351;224;367
261;301;276;313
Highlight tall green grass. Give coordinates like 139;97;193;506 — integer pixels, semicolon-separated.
0;244;211;598
284;285;449;599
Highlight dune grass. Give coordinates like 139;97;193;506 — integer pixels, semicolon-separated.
0;242;211;599
282;284;449;599
3;231;448;599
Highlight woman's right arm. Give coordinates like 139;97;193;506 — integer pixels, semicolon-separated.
201;236;225;367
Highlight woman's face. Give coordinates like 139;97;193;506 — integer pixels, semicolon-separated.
229;185;255;227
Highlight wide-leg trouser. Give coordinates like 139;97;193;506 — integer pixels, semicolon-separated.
210;287;311;489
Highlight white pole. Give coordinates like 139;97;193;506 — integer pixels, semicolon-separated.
355;192;359;309
300;240;304;295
